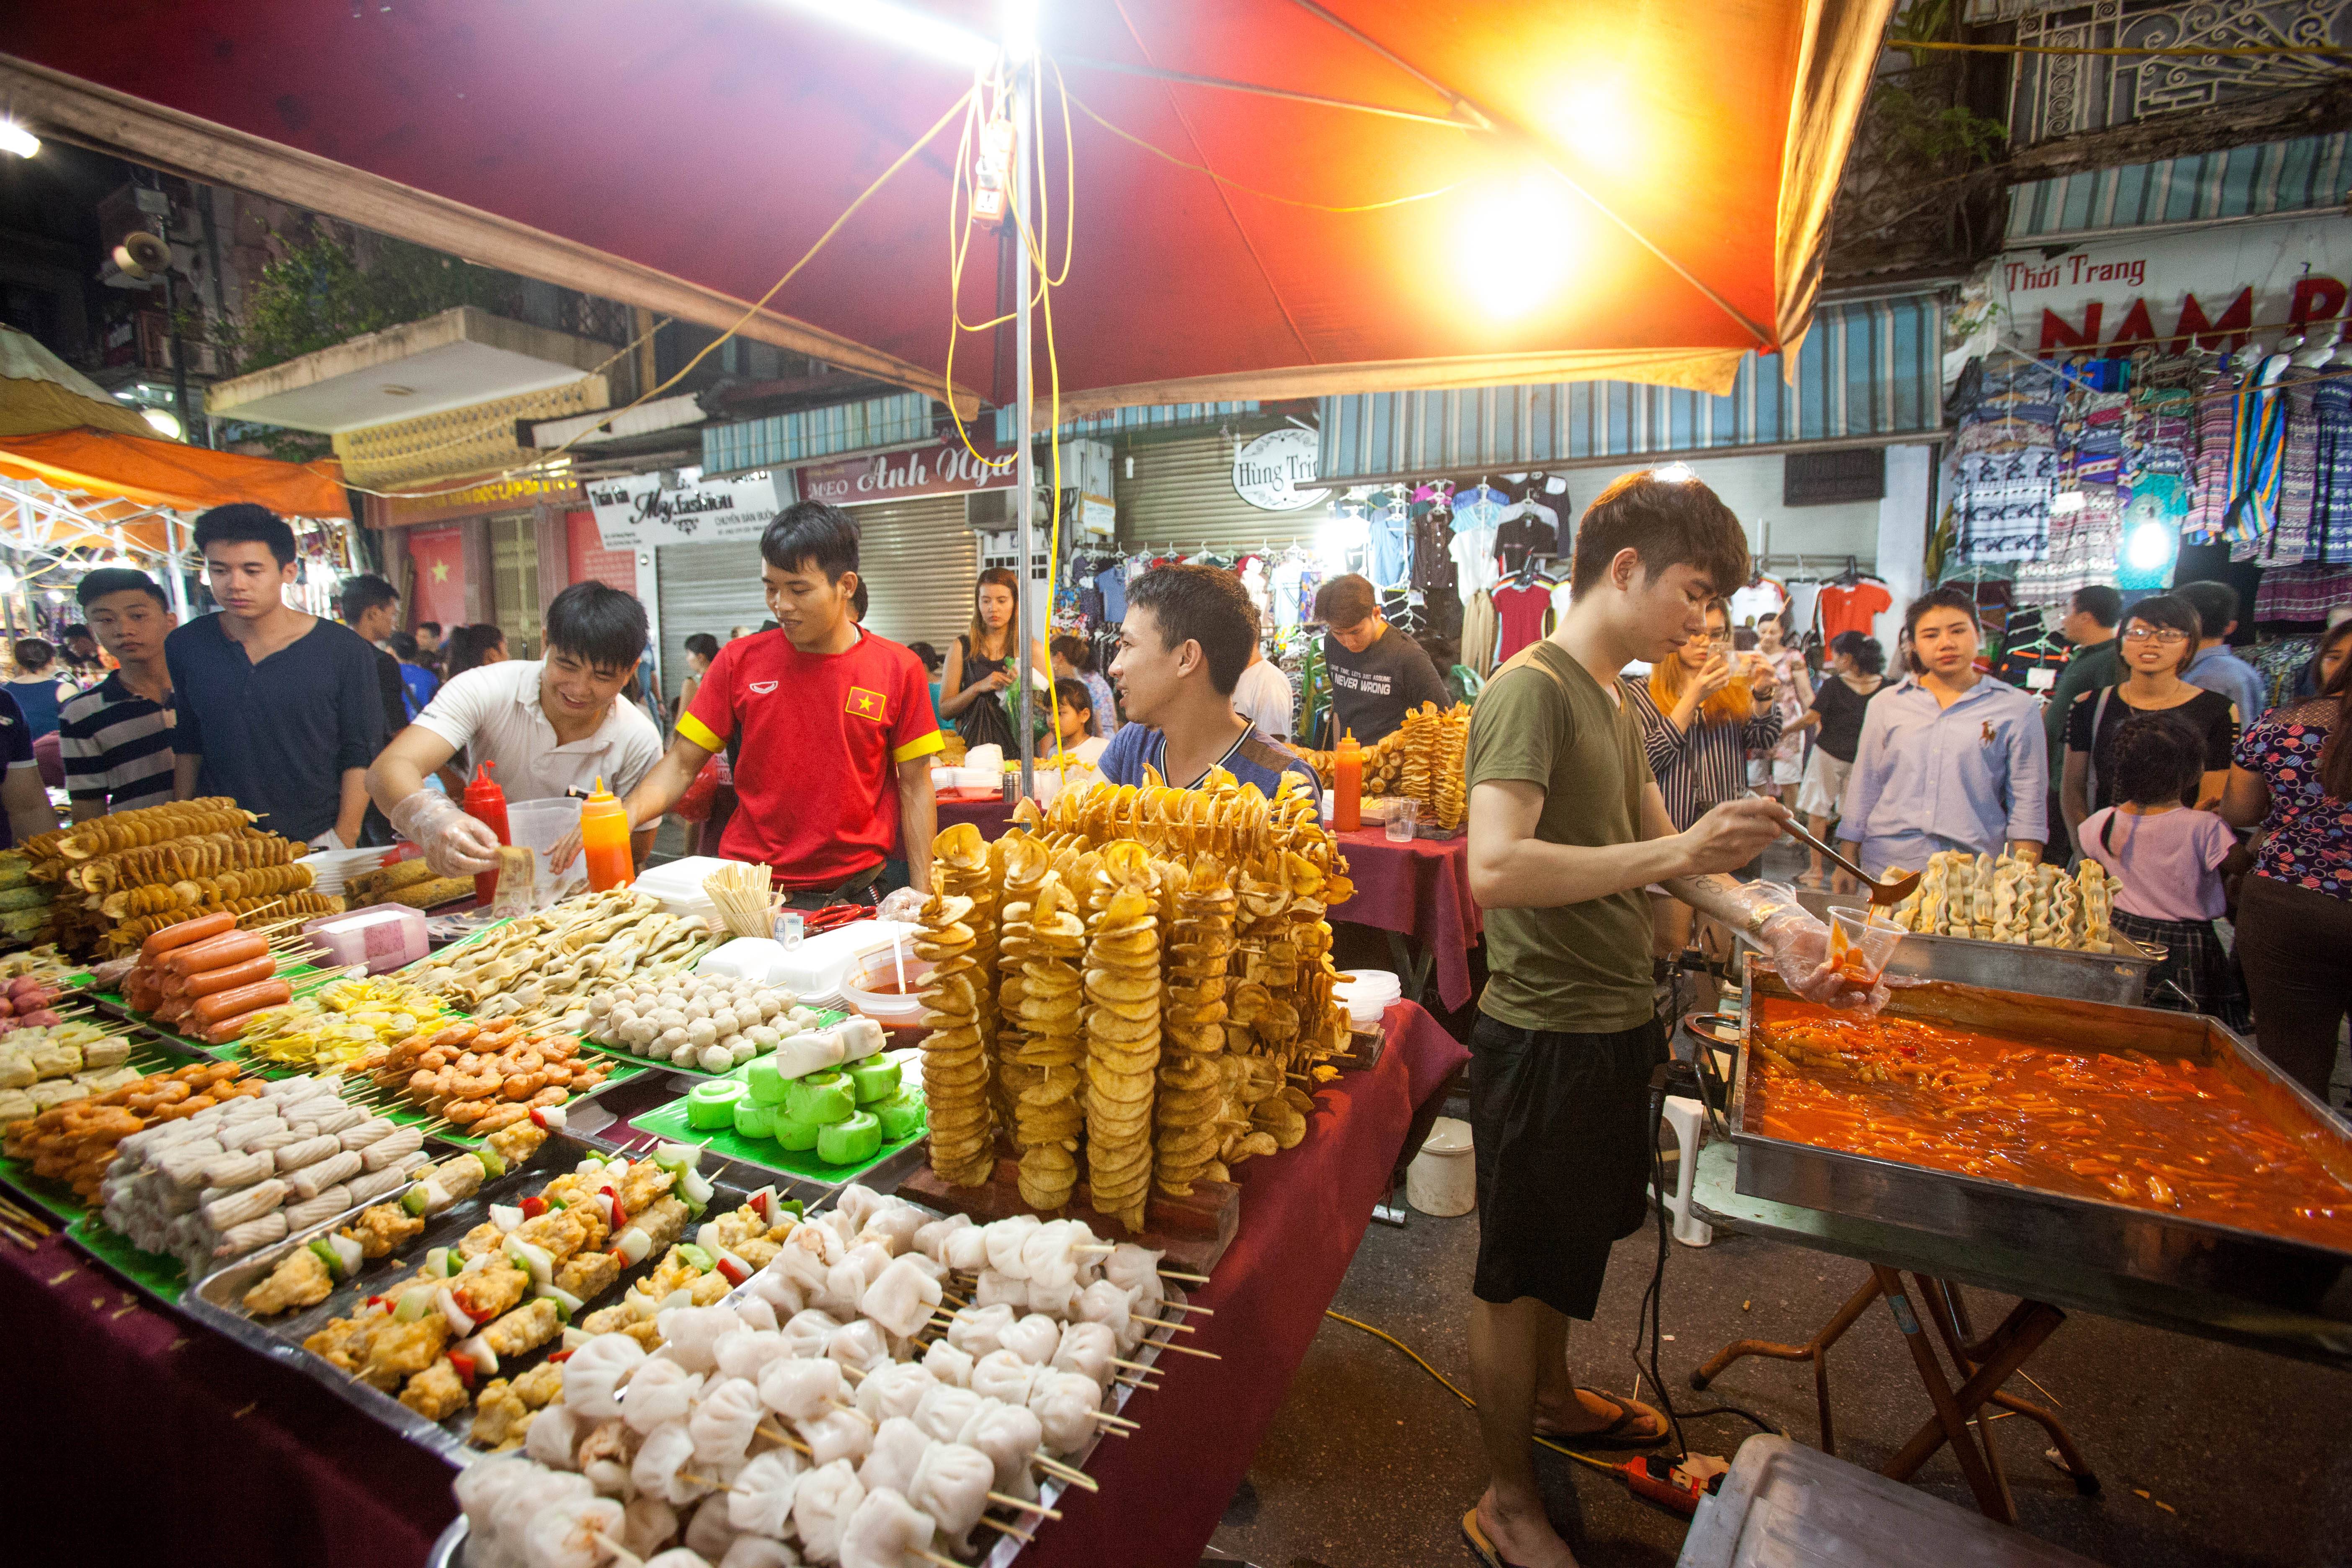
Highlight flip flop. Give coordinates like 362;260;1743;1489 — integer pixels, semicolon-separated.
1532;1386;1669;1449
1460;1506;1536;1568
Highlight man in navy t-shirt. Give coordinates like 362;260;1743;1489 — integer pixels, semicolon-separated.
1099;565;1318;801
0;688;57;848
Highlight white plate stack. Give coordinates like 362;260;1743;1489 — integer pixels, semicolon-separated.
299;846;392;896
1333;969;1400;1031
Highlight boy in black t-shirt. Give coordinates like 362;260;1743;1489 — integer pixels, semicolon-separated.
1313;573;1449;745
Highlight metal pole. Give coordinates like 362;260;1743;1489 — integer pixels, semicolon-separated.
1011;59;1037;801
163;512;189;618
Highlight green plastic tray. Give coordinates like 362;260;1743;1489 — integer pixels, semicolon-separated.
0;1152;88;1228
64;1212;189;1303
629;1088;923;1185
577;1006;851;1079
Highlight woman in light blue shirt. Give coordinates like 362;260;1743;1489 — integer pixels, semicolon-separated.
1837;587;2049;879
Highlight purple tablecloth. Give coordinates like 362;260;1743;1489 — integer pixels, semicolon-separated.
1330;827;1484;1010
5;1003;1467;1568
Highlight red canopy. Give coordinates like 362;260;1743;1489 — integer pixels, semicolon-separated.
0;2;1890;413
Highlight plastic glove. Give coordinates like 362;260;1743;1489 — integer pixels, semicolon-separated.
388;790;503;877
872;887;928;925
1722;880;1890;1014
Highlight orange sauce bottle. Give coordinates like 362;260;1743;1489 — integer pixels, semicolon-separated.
579;776;634;891
1333;730;1363;833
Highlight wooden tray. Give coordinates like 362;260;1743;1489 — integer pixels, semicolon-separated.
898;1153;1240;1274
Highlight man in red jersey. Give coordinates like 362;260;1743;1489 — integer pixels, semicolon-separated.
596;501;943;903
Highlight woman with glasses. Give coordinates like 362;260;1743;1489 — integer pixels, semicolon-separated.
2059;593;2238;839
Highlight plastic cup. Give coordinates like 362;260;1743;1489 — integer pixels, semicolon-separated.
504;797;584;909
1386;798;1419;842
1828;906;1903;984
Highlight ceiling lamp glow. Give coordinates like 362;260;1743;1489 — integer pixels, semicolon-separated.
142;407;182;439
781;0;998;69
0;121;38;159
1550;83;1630;166
1456;177;1577;320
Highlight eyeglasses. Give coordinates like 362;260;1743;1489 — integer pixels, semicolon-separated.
2122;626;2189;645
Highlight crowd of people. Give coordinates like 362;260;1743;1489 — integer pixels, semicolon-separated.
18;484;2350;1107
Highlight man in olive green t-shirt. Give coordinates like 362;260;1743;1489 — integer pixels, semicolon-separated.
1457;468;1879;1568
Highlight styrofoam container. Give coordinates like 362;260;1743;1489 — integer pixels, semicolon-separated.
1406;1117;1475;1215
631;854;748;927
696;919;922;1002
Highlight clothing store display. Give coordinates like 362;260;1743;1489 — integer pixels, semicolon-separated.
1727;579;1788;628
1449;521;1501;602
1366;500;1411;588
2253;564;2352;624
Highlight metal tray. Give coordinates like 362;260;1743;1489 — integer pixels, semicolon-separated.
185;1129;757;1465
1730;971;2352;1323
1792;887;2160;1006
394;1173;1186;1568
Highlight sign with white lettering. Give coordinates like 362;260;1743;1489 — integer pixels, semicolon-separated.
794;441;1017;506
2001;216;2352;358
1233;426;1328;511
588;467;784;548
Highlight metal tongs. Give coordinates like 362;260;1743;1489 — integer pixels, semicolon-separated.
1779;818;1923;908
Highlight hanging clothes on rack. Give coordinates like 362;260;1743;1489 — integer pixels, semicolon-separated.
1491;564;1557;664
1494;497;1559;574
1461;588;1500;679
2222;352;2291;559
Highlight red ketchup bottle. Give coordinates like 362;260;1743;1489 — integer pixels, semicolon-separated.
462;762;511;908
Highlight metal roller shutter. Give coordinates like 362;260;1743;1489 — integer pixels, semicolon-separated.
1113;432;1331;554
848;493;977;652
653;540;769;705
487;512;541;658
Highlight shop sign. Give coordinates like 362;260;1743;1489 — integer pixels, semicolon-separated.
587;467;784;548
1233;426;1328;511
2006;215;2352;357
795;441;1017;506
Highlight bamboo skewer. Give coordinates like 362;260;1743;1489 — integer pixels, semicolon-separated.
1032;1453;1095;1488
1145;1339;1221;1360
1155;1300;1213;1315
1135;1315;1195;1333
1158;1267;1210;1283
757;1423;814;1455
980;1518;1034;1544
988;1492;1062;1519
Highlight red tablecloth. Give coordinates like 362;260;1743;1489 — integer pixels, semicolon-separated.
1330;827;1485;1011
934;792;1019;840
4;1001;1466;1568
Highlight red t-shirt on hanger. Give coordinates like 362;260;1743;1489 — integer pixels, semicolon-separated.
1491;581;1553;661
1816;581;1892;640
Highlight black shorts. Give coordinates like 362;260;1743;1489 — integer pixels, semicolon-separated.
1468;1011;1666;1319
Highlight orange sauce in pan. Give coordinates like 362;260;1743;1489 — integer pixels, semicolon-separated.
1749;998;2352;1253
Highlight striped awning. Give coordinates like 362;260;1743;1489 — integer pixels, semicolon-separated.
2008;132;2350;241
1316;291;1943;483
701;391;937;477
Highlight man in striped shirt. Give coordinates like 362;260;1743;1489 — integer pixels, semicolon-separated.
58;567;177;819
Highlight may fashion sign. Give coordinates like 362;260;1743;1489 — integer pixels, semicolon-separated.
1233;426;1328;511
588;467;785;548
2005;215;2352;357
794;441;1018;506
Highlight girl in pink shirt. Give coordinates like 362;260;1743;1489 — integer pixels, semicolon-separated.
2077;713;2248;1027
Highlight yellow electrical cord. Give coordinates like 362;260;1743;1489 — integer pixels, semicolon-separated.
1322;1310;1620;1474
345;85;978;500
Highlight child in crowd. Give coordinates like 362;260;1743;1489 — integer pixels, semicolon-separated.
2076;712;2249;1026
1050;676;1109;766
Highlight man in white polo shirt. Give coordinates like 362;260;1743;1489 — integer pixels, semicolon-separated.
366;581;665;874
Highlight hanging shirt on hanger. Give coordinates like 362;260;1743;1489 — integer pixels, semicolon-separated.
1727;578;1788;627
1493;505;1558;573
1449;519;1501;603
1817;580;1892;640
1365;500;1412;588
1461;589;1501;679
1491;579;1553;663
1269;557;1308;631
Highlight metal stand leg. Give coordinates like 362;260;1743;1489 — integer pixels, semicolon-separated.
1870;1266;2016;1521
1385;930;1436;1006
1369;1179;1408;1228
1690;1270;1881;1456
1914;1277;2099;1496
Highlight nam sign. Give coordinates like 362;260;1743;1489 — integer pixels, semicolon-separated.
2006;216;2352;357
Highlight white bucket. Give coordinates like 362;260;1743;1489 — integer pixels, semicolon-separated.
1405;1116;1476;1217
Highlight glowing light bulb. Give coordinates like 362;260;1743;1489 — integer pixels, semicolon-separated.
0;121;39;160
1651;463;1697;485
142;407;182;440
2125;520;2174;572
1456;176;1578;320
1549;83;1630;166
